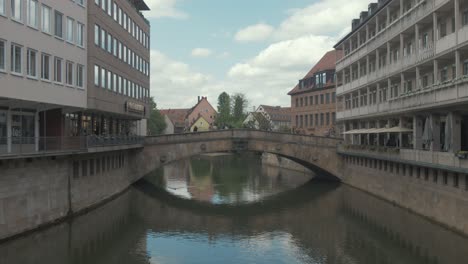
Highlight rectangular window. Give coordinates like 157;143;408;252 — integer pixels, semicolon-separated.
41;5;51;33
463;11;468;26
100;0;105;10
27;49;37;77
65;61;73;85
94;24;99;46
94;65;99;86
101;68;106;88
107;33;112;53
27;0;38;28
54;11;63;38
77;22;84;46
41;53;50;80
66;17;74;42
54;57;62;82
100;28;106;50
107;0;111;16
107;71;111;90
11;0;22;21
0;0;4;15
76;64;84;88
113;2;117;21
113;38;117;57
0;40;4;70
10;44;22;74
118;7;122;25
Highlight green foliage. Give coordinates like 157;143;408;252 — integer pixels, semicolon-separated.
216;92;231;127
215;92;249;128
147;97;167;136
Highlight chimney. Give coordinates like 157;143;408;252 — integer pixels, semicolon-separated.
198;96;201;102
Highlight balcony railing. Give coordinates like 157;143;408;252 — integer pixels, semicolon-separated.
0;135;144;157
336;0;435;70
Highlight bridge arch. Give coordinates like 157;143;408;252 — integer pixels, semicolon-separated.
134;130;343;182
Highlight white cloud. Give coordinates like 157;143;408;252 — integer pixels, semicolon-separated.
234;23;274;43
152;0;370;109
191;48;213;58
143;0;187;19
150;50;214;108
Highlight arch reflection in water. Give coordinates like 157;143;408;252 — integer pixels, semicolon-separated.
0;154;467;264
146;153;314;204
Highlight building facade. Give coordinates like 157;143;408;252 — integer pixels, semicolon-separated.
335;0;468;178
0;0;88;153
160;97;217;134
88;0;151;137
288;51;341;136
251;105;291;132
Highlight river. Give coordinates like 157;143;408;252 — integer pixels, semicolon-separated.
1;153;467;264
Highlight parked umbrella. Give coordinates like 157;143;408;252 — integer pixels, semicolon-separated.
444;114;452;152
421;117;432;147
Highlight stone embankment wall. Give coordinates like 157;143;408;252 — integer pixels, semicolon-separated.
0;149;140;241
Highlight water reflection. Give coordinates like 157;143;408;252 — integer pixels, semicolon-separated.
149;153;314;204
0;154;467;264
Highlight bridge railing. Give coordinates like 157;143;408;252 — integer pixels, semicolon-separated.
145;129;342;148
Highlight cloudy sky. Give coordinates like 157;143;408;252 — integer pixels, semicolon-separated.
143;0;371;109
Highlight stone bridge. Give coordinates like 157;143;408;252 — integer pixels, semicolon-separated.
135;129;344;181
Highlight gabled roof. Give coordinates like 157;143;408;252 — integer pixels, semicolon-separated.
187;97;218;117
259;105;291;122
160;109;190;127
288;50;343;95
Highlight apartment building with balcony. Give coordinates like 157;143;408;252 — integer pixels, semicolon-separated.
88;0;150;137
335;0;468;180
288;50;342;136
0;0;87;154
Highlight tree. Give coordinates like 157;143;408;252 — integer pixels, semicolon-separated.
216;92;231;127
147;97;167;136
231;93;248;124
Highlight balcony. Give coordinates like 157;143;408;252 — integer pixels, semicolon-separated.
336;0;435;70
0;135;144;159
337;76;468;120
436;33;456;55
337;144;468;173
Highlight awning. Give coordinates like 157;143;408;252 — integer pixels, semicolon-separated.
343;127;413;134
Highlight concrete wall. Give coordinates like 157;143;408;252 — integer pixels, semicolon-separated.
0;148;141;241
341;155;468;236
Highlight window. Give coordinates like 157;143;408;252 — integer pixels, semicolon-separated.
94;24;99;46
113;38;117;57
440;23;447;38
463;10;468;26
11;0;22;21
41;5;51;33
113;2;117;21
464;60;468;76
41;53;50;80
54;11;63;38
0;40;4;70
94;65;99;86
112;73;116;92
107;71;111;90
76;64;83;87
100;28;106;50
27;49;37;77
54;57;62;82
66;17;74;42
66;61;73;86
320;113;324;126
27;0;38;28
77;22;84;46
77;0;84;6
11;44;22;74
107;33;112;53
107;0;111;16
101;68;106;88
0;0;4;15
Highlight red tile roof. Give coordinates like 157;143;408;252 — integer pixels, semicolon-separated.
159;109;190;127
260;105;291;122
288;50;343;95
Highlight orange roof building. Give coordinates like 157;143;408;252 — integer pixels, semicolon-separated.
288;50;343;136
